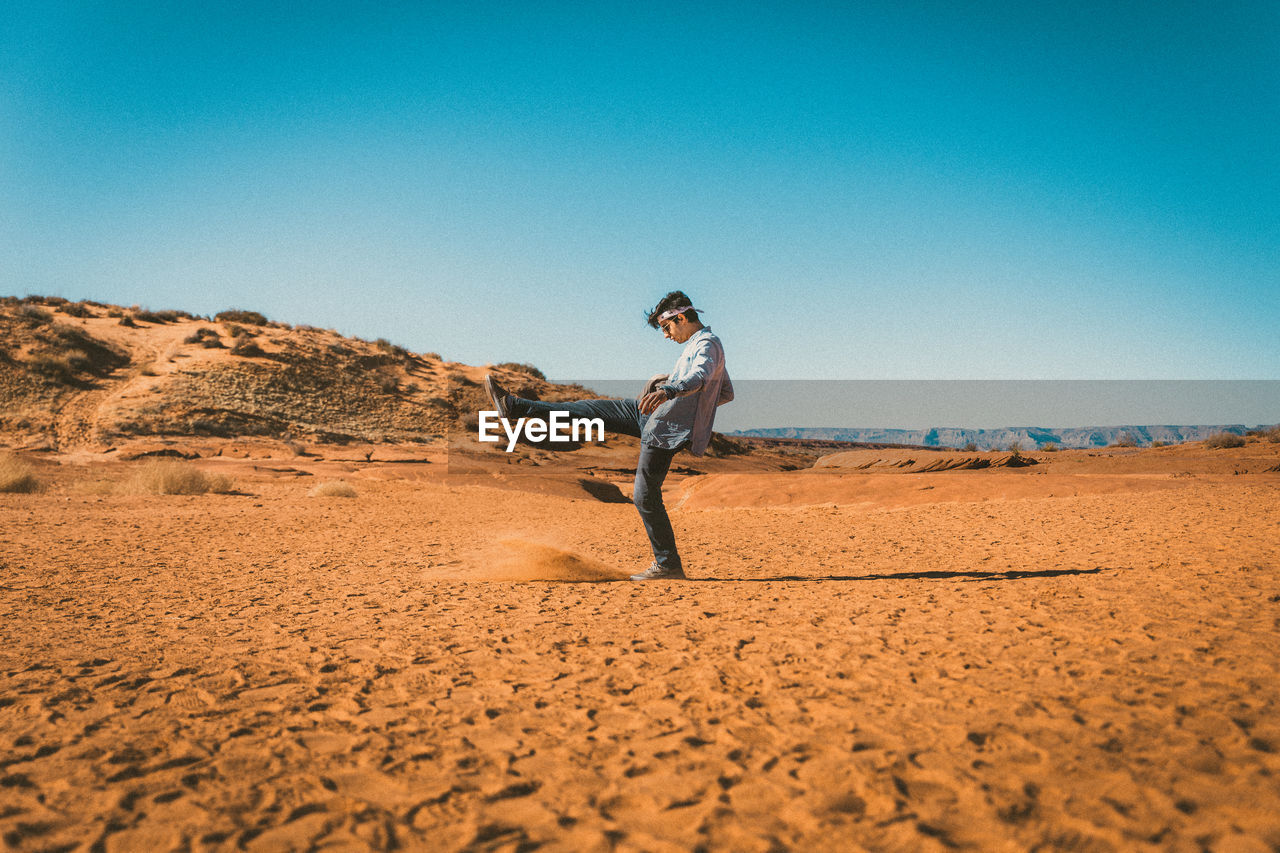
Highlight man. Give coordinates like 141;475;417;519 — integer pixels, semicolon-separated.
483;290;733;581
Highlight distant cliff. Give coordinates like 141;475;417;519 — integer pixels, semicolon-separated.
729;425;1264;450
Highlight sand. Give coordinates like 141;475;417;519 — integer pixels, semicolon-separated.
2;442;1279;851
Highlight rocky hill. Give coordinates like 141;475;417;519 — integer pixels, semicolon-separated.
0;296;593;451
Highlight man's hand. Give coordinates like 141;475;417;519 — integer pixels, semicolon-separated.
639;390;668;415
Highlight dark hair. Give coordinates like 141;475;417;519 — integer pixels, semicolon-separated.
646;290;699;328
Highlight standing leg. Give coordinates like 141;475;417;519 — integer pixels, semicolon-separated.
631;444;683;576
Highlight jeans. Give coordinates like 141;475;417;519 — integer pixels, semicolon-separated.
509;396;683;570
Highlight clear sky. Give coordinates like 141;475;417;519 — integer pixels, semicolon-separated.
3;1;1277;382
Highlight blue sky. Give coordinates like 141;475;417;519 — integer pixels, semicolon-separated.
3;1;1277;382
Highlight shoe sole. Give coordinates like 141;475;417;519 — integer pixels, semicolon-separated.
482;376;507;418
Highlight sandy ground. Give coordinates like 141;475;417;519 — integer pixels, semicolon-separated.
3;443;1280;852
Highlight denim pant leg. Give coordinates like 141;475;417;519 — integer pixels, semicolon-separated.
509;397;645;439
633;444;681;570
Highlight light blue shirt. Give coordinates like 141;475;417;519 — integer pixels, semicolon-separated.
641;326;734;456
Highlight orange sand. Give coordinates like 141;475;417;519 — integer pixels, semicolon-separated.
2;442;1279;851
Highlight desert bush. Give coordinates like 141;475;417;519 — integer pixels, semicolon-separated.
119;315;137;327
18;305;53;325
495;362;546;381
124;460;233;495
58;301;93;318
230;338;266;358
374;373;399;394
215;309;268;326
1111;432;1138;448
131;309;181;324
1205;432;1245;449
1008;441;1023;456
1041;442;1059;452
375;338;410;359
962;442;978;452
1266;426;1280;443
423;352;442;361
28;351;89;383
184;327;224;347
1151;440;1168;448
0;454;41;493
309;480;357;498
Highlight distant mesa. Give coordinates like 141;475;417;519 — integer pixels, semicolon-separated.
731;425;1263;451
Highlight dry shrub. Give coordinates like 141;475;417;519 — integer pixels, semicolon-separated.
125;460;233;495
58;301;93;318
0;454;41;493
375;338;410;359
132;309;178;324
184;327;223;347
230;338;266;358
215;309;268;326
1205;432;1245;450
18;305;53;325
1041;442;1059;452
494;362;546;381
309;480;357;498
28;351;89;383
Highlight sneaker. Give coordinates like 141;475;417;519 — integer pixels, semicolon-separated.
483;375;512;419
629;562;686;581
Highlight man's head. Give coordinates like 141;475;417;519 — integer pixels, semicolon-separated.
646;290;703;343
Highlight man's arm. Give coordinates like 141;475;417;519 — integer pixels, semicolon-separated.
659;339;720;399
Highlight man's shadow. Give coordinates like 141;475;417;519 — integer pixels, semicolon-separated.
689;567;1110;582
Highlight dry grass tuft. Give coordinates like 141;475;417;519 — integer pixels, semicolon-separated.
0;454;42;493
124;460;233;495
309;480;357;498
